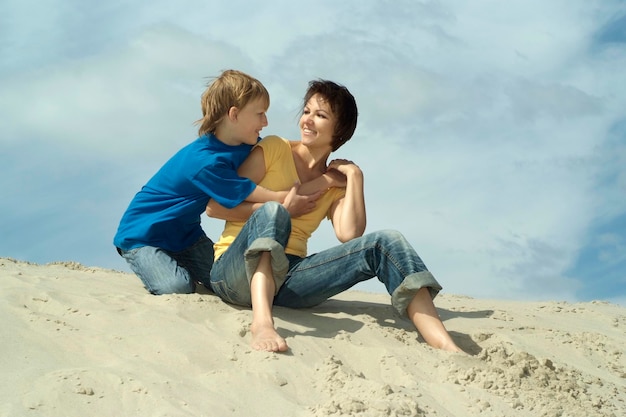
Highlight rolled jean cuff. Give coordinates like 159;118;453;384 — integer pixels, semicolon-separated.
391;271;442;318
244;237;289;294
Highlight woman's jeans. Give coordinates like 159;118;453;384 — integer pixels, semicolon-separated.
118;235;214;295
210;202;291;306
210;202;442;317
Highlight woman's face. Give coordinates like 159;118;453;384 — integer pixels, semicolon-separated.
299;93;336;149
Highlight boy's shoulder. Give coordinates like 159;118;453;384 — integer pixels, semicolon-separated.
192;134;251;153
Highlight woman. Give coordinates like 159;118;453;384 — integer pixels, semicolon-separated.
206;80;463;354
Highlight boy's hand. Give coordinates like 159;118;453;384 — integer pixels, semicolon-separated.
283;183;321;217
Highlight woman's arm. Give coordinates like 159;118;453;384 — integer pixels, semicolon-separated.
328;159;366;242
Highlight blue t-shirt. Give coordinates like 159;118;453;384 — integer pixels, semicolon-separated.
113;134;257;252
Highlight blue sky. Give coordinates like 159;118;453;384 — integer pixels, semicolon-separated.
1;0;625;305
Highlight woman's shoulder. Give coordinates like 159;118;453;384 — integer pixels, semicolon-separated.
257;135;295;163
260;135;289;144
259;135;296;153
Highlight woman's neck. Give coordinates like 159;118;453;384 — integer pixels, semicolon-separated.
292;142;330;182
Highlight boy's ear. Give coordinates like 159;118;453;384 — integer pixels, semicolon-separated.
227;106;239;122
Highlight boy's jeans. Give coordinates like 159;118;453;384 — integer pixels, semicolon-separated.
118;235;214;295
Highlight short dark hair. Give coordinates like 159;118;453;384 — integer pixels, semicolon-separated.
302;80;358;151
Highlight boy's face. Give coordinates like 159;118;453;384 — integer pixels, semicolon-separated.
234;97;269;145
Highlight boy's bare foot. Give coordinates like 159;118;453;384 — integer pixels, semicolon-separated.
250;323;288;352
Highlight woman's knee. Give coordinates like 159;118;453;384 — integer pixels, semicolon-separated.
373;229;407;246
260;201;289;221
257;201;291;231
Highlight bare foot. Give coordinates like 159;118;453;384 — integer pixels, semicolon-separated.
250;323;288;352
424;333;466;353
439;340;466;354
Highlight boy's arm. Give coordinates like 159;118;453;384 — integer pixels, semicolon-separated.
207;183;320;221
241;145;346;199
246;185;288;204
206;199;259;222
207;146;344;221
206;147;274;221
241;148;291;203
298;169;347;195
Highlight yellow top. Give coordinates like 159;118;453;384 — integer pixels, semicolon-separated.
213;135;345;260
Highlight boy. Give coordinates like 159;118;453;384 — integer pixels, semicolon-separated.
114;70;287;295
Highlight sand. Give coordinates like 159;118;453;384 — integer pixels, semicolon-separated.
1;257;624;417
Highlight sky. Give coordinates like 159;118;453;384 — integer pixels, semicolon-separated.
1;0;625;305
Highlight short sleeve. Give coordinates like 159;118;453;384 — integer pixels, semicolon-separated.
192;163;256;209
257;135;290;171
325;187;346;220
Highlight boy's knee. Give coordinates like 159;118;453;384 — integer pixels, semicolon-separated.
148;280;195;295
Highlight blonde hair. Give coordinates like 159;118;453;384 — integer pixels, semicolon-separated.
195;69;270;136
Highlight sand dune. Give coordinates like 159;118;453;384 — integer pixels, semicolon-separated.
1;257;624;417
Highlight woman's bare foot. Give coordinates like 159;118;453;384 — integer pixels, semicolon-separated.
437;339;465;354
250;322;288;352
408;288;467;354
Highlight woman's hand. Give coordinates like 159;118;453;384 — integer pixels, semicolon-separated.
328;159;362;179
328;158;366;242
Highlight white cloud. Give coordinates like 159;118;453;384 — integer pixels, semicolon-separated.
0;24;255;159
1;0;625;303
